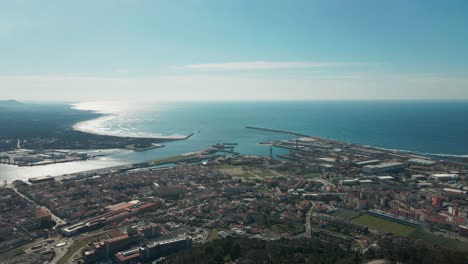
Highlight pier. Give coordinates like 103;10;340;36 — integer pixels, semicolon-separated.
245;126;311;137
245;126;327;141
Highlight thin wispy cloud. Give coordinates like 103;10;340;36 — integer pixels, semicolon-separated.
115;68;133;74
1;72;467;101
174;61;363;71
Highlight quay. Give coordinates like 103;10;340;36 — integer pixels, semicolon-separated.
47;144;237;183
245;126;331;142
245;126;313;138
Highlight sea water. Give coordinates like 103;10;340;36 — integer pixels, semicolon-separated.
74;101;468;156
2;101;468;181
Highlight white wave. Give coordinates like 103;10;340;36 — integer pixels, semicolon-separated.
370;145;468;158
71;101;188;139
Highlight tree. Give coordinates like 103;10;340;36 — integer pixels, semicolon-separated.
231;243;241;260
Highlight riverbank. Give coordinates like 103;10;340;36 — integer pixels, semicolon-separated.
51;143;238;182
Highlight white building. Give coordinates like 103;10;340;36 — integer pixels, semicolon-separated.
362;162;404;174
431;173;459;181
408;158;436;166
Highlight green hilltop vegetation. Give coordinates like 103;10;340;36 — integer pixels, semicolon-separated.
162;236;468;264
0;101;100;139
0;101;178;150
163;237;363;264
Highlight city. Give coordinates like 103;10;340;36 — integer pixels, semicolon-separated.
2;1;468;263
2;130;468;263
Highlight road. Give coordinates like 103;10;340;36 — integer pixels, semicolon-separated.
304;202;317;238
247;171;266;181
51;237;75;263
304;207;313;238
9;185;66;227
313;178;335;188
297;202;315;238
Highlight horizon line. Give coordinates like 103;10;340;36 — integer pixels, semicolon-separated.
6;98;468;104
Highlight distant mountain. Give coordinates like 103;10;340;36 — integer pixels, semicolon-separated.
0;100;24;108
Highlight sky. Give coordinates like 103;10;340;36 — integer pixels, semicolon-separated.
0;0;467;101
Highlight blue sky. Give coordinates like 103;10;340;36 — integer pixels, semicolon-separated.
1;0;467;101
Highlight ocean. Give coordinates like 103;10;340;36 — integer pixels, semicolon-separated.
2;101;468;181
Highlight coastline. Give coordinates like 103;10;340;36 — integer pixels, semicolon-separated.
71;104;190;140
2;156;91;167
247;126;468;160
65;102;194;150
0;102;194;169
72;116;191;140
2;101;468;181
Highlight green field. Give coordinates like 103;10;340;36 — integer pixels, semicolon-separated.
332;209;360;220
213;164;271;180
213;164;244;175
213;164;279;180
207;229;219;241
213;164;237;170
251;169;276;178
57;241;85;264
272;224;305;235
149;155;193;165
353;214;468;252
352;214;416;237
304;172;321;178
255;187;270;193
57;233;109;264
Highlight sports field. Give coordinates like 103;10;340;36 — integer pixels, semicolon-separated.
352;214;416;237
353;214;468;251
332;209;360;220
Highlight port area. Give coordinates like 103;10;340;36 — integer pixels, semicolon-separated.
0;143;241;264
0;133;194;168
246;126;468;248
0;149;91;167
124;143;164;152
52;143;240;182
3;128;468;264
